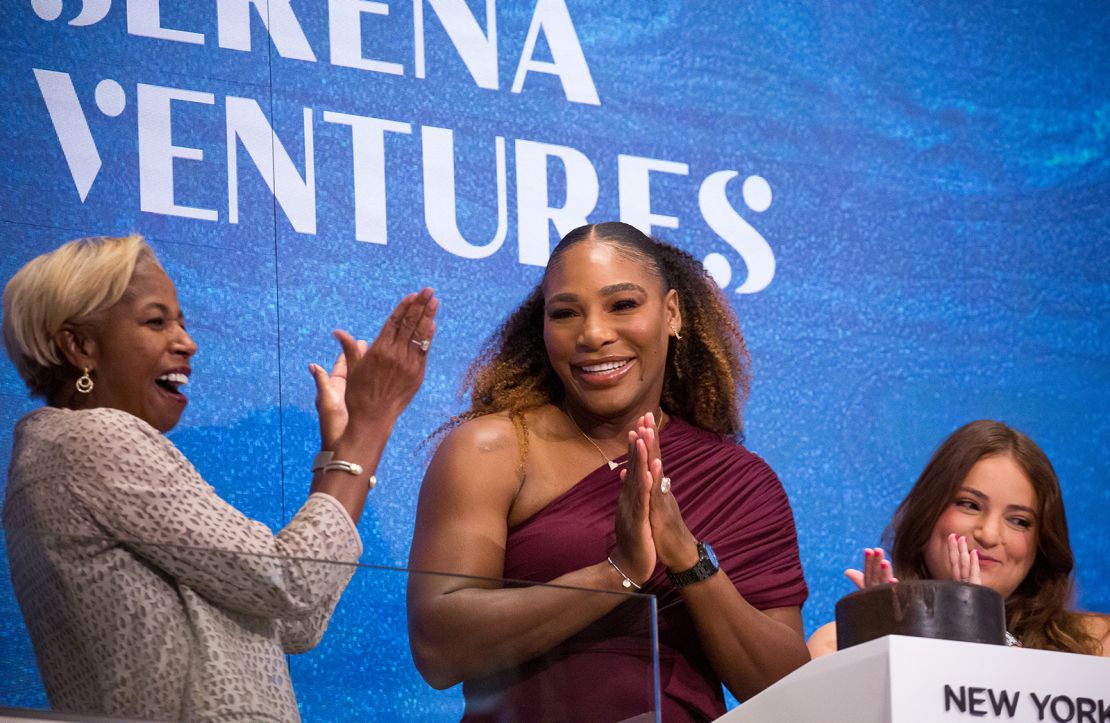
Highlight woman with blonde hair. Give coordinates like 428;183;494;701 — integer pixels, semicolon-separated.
3;234;438;721
807;420;1110;658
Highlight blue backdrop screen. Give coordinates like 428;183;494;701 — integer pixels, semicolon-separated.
1;1;1108;716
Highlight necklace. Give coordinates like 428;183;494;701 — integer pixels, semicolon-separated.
566;412;622;470
563;406;664;471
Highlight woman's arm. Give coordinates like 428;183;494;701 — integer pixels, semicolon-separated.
278;575;354;654
61;413;361;619
636;415;810;700
61;291;437;623
806;621;839;658
406;416;655;689
1083;613;1110;657
805;549;895;661
679;582;808;697
308;289;439;524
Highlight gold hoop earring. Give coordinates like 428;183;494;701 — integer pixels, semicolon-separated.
669;324;682;340
75;368;94;394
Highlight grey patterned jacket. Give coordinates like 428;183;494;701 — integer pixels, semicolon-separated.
3;406;362;722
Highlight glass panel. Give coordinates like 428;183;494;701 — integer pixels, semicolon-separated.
0;528;659;722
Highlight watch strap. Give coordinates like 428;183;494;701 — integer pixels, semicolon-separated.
667;541;719;587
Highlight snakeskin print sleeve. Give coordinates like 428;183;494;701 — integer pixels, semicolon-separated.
41;407;361;618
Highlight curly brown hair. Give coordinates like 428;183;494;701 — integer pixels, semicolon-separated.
887;420;1101;654
442;223;751;450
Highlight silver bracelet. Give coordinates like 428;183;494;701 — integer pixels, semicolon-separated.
606;555;642;591
322;459;364;475
312;450;333;471
312;451;377;490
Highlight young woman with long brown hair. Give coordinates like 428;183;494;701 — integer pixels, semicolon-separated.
808;419;1109;657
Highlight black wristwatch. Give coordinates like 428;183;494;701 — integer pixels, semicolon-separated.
667;541;719;587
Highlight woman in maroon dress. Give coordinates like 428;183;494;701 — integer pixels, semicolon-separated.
408;222;808;721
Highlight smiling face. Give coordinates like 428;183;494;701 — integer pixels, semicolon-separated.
924;453;1039;599
78;260;197;432
542;239;680;426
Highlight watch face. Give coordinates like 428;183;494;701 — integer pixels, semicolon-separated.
702;542;719;570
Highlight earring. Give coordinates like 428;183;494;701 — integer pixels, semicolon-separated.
669;323;682;340
75;368;94;394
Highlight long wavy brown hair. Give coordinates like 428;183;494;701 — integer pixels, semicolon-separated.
441;222;751;453
887;420;1100;654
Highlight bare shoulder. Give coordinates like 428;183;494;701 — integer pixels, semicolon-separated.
419;413;524;512
1080;612;1110;656
437;413;520;458
410;413;527;576
434;405;567;477
806;621;839;659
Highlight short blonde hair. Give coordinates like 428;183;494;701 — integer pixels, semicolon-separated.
2;234;156;398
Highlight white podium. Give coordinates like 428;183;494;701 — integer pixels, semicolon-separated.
718;635;1109;722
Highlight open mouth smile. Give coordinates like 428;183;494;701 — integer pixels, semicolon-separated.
572;358;634;385
581;360;627;373
155;371;190;403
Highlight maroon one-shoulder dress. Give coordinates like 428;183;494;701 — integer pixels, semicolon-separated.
462;418;807;722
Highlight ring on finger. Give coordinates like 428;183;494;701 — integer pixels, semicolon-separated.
410;337;430;352
660;476;671;494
